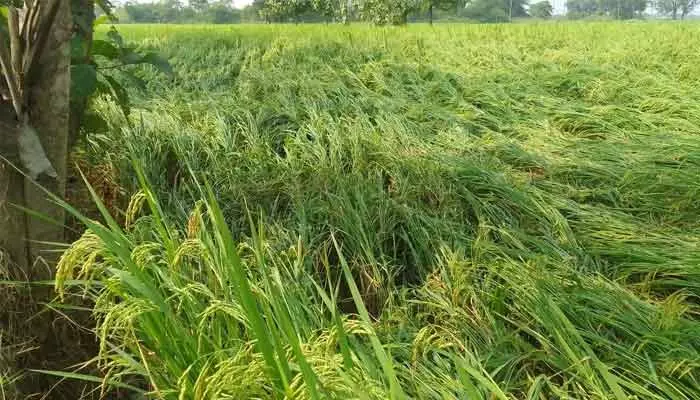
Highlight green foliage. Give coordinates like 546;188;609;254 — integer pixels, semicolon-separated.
72;26;172;107
207;2;242;23
246;0;269;21
71;25;172;139
565;0;598;17
259;0;352;22
655;0;699;19
261;0;314;21
463;0;527;22
425;0;461;13
566;0;646;19
312;0;345;20
463;0;508;21
190;0;209;13
71;64;98;99
356;0;422;24
122;0;241;24
55;23;700;399
529;0;552;17
95;0;117;18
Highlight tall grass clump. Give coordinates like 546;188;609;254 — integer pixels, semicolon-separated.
51;22;700;398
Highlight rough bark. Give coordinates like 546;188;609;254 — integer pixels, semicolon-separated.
0;110;27;272
26;0;71;277
0;0;71;279
0;1;72;396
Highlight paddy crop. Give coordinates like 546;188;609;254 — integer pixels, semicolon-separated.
56;22;700;399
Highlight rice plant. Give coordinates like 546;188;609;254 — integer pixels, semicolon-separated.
55;22;700;398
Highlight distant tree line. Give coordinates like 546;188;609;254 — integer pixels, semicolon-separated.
567;0;699;19
114;0;700;25
116;0;541;24
566;0;646;19
653;0;698;19
120;1;247;23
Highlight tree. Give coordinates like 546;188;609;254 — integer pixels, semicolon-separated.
565;0;596;18
246;0;268;21
159;0;184;22
0;0;70;288
656;0;698;19
356;0;422;24
191;0;210;13
124;1;160;22
343;0;354;22
123;0;185;23
567;0;646;19
1;1;170;396
463;0;528;22
207;1;241;23
308;0;357;22
603;0;646;19
529;0;553;17
0;0;72;393
423;0;459;24
262;0;314;21
313;0;341;21
681;0;698;17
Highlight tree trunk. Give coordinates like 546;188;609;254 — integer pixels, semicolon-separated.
429;4;433;25
673;8;678;19
345;0;352;24
0;0;72;395
8;0;71;277
397;10;409;25
509;0;513;22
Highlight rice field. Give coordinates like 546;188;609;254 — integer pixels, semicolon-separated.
59;22;700;399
